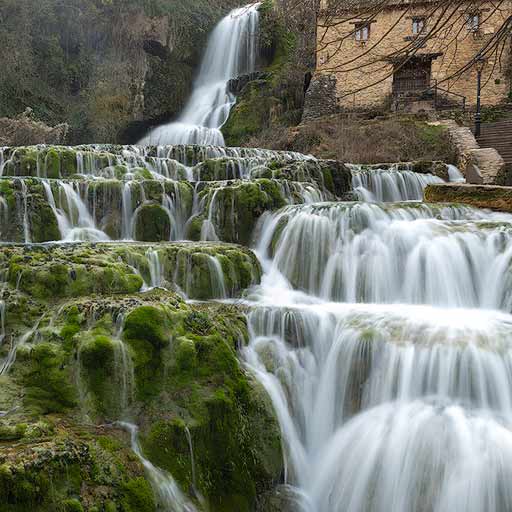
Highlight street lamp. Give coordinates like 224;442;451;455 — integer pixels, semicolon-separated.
475;56;486;137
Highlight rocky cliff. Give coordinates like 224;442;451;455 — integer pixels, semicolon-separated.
0;0;240;145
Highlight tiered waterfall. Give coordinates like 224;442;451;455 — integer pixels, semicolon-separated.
6;3;512;511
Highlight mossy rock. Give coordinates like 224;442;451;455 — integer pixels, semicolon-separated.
134;202;172;242
138;302;282;512
198;179;287;244
0;431;154;512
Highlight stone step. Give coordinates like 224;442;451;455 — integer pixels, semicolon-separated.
0;176;335;245
1;242;261;301
0;144;328;182
425;183;512;213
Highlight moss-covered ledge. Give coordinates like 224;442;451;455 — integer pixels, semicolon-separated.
424;183;512;213
0;290;283;512
1;242;262;301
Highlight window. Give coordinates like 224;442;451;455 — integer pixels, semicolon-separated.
468;13;480;32
412;17;426;35
355;23;370;42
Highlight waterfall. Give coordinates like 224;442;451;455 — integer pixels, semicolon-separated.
448;163;466;182
113;312;135;414
17;179;31;243
42;180;110;242
147;249;164;288
138;4;260;146
0;316;44;376
119;422;198;512
350;164;444;202
0;300;5;346
254;202;512;308
244;189;512;511
206;256;228;299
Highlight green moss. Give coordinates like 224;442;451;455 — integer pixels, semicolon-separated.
222;80;276;147
79;334;117;417
23;342;77;414
45;148;61;179
123;307;169;349
121;477;156;512
186;215;204;241
63;498;84;512
123;306;170;399
134;202;171;242
139;304;282;512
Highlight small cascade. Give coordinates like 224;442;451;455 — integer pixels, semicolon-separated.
241;159;512;512
119;422;198;512
350;164;444;202
0;300;5;346
121;182;134;240
448;163;466;182
138;4;260;146
147;249;164;288
244;302;512;512
42;180;110;241
200;189;221;242
206;256;228;299
17;179;31;243
0;316;44;376
0;147;7;176
113;312;135;414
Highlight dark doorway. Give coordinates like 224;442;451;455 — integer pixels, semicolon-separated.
393;59;432;94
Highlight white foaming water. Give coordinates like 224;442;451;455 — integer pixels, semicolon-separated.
448;163;466;182
147;248;164;288
350;164;444;202
138;4;260;146
243;195;512;512
254;202;512;308
42;180;110;242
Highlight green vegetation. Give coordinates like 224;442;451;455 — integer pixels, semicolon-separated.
223;0;314;147
0;235;279;510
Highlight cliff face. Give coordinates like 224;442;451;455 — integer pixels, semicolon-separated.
0;0;239;145
222;0;318;147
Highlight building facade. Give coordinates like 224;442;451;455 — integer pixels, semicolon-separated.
316;0;512;111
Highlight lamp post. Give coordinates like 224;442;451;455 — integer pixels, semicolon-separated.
475;56;486;138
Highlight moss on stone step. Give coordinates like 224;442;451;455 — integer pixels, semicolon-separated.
2;242;261;301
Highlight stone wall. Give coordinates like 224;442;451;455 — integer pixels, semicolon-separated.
436;119;507;185
317;0;512;110
302;74;339;121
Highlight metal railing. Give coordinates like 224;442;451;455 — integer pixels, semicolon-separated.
431;80;467;111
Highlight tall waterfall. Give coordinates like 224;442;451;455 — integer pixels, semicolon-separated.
138;4;260;146
244;183;512;511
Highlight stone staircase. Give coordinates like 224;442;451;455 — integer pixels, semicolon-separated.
476;119;512;167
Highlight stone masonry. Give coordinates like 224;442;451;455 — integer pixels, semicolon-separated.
435;119;507;184
302;74;339;121
317;0;512;110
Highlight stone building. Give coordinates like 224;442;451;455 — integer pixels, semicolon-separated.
314;0;512;112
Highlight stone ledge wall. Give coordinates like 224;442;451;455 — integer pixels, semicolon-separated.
425;183;512;213
317;1;512;110
435;119;507;185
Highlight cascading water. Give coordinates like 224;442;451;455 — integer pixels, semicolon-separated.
243;175;512;511
119;422;198;512
138;4;260;146
350;164;444;202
